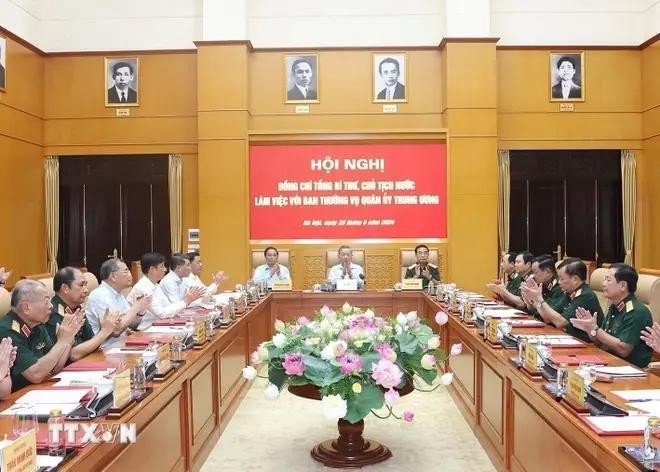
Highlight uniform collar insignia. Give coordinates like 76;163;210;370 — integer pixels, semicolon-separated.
21;324;31;337
570;288;582;300
11;320;20;333
616;301;625;313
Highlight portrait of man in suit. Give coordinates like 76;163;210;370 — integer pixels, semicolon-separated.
373;53;407;103
285;55;319;103
105;58;139;106
550;52;584;102
0;37;7;91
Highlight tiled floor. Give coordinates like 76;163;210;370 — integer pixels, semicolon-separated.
201;377;496;471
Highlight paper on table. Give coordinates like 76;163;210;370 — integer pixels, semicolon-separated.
483;309;526;318
0;403;81;416
15;388;90;405
595;366;647;377
105;347;148;355
143;326;188;334
583;415;650;433
37;455;64;468
52;370;115;384
614;390;660;401
626;401;660;416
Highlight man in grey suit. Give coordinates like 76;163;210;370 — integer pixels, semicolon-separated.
376;57;405;100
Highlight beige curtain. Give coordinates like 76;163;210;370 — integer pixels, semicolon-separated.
44;156;59;274
621;150;636;266
168;154;183;254
497;150;511;278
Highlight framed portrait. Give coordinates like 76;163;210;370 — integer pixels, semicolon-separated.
373;53;407;103
0;36;6;92
105;57;140;107
284;54;319;104
549;52;584;102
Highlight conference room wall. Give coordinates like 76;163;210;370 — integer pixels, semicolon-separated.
0;36;45;286
641;44;660;269
496;49;649;267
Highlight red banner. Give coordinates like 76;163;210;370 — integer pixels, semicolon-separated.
249;143;447;239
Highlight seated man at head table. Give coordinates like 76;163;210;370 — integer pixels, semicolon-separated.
0;280;85;392
328;245;364;289
86;258;152;348
128;252;205;329
0;338;18;399
47;266;120;362
252;246;291;289
521;255;568;319
569;263;652;368
521;258;603;343
404;244;440;289
487;251;533;310
183;250;226;302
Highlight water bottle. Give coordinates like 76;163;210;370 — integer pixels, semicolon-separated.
171;335;183;361
131;359;147;398
556;363;569;396
47;409;65;456
205;314;215;340
644;416;660;461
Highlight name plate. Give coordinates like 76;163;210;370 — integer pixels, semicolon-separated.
1;429;36;472
272;279;292;291
113;367;132;407
194;318;206;345
157;343;172;374
336;279;358;291
524;342;539;371
401;278;423;291
567;370;586;406
486;318;499;343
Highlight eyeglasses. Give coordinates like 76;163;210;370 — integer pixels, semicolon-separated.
417;250;429;255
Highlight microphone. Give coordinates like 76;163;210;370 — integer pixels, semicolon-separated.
359;273;365;287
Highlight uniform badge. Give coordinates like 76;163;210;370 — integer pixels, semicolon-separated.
11;320;20;333
626;300;634;313
21;324;31;337
35;342;46;350
57;304;65;316
616;301;626;313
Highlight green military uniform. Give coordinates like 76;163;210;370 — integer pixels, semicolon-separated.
560;283;604;342
404;264;441;289
530;278;568;320
47;294;94;347
506;272;522;297
0;311;55;392
600;294;653;368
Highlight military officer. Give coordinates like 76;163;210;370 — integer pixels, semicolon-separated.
487;251;533;309
525;258;603;342
48;267;120;362
0;280;84;392
404;244;440;289
571;263;652;368
521;255;568;319
0;337;17;398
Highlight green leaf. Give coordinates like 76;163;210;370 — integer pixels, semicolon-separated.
268;365;287;389
266;345;283;360
411;363;438;386
287;376;309;386
344;384;384;423
303;355;345;387
412;325;434;344
396;332;418;355
360;352;381;372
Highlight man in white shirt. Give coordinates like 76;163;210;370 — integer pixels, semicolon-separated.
328;245;365;289
160;253;198;304
128;252;206;330
551;56;582;100
252;247;291;289
183;251;225;298
86;258;151;348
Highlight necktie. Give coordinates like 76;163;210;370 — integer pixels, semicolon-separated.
386;89;391;100
121;92;126;102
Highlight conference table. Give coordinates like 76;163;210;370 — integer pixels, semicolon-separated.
0;290;654;471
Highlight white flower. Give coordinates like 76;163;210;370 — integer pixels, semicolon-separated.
396;313;408;326
274;319;285;332
320;305;331;316
342;302;352;314
242;366;257;380
450;343;463;356
304;337;321;346
440;372;454;385
273;333;287;348
250;351;262;365
321;343;336;360
322;394;348;420
257;344;269;361
394;324;403;335
421;354;436;370
427;336;440;349
364;309;375;318
264;383;280;400
435;311;449;326
406;311;418;322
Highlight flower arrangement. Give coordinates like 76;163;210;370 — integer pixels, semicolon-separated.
243;303;460;423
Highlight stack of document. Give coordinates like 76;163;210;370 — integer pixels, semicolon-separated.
580;415;649;435
595;366;647;378
482;309;526;318
0;388;92;416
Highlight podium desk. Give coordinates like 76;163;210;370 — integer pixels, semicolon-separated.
0;292;652;471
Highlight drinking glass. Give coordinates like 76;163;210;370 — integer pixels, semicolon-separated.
12;404;38;438
578;360;596;390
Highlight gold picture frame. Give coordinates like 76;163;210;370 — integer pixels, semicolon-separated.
284;54;320;104
549;51;584;102
372;52;408;103
0;36;7;92
105;57;140;107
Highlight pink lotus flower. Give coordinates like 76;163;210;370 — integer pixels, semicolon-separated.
371;359;403;389
384;388;400;406
282;352;305;376
274;319;285;332
297;316;310;325
435;311;449;326
320;305;331;316
374;343;397;362
403;410;415;422
338;352;363;375
421;354;436;370
450;343;463;356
